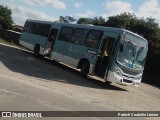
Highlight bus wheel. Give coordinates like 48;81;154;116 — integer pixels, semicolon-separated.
34;45;40;57
80;62;89;78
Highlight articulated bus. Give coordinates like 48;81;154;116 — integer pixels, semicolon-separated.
20;19;148;86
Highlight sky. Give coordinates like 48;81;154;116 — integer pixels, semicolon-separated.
0;0;160;26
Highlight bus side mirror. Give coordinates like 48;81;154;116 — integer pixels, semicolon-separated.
120;44;123;52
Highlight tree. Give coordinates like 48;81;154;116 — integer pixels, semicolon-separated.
105;12;137;29
77;16;105;26
93;17;105;26
77;18;94;24
58;16;76;23
0;5;13;29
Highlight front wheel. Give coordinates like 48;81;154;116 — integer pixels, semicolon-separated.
80;62;89;78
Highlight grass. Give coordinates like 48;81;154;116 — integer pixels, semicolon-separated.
0;38;27;50
0;38;13;45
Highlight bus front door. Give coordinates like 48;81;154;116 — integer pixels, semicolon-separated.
44;28;58;55
94;37;115;77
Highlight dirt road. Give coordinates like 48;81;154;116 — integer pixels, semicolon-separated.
0;43;159;119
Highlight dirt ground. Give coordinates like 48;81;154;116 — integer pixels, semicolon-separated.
0;43;160;112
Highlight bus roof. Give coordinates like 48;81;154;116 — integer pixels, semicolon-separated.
123;29;148;43
26;19;123;32
26;19;148;43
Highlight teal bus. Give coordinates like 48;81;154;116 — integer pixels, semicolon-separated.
20;19;148;86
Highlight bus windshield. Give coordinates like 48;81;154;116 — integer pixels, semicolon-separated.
116;33;148;70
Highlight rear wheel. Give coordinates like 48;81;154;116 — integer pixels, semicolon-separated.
34;45;40;57
80;62;89;78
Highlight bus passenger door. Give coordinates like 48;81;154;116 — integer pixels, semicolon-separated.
94;37;115;77
44;28;58;55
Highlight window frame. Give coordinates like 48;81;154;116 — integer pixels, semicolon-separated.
58;26;74;42
24;21;51;37
85;30;103;49
70;28;88;45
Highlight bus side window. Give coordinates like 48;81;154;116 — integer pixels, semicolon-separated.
24;22;51;37
23;22;28;32
25;22;34;33
58;27;74;42
38;24;51;37
24;22;35;34
86;30;103;49
71;28;88;45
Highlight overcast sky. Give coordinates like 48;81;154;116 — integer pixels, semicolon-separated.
0;0;160;26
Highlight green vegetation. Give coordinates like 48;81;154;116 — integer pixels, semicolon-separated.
0;38;26;50
0;38;12;45
77;17;105;26
58;16;76;23
0;5;13;29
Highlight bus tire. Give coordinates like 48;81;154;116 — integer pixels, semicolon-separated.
34;45;40;57
80;62;89;78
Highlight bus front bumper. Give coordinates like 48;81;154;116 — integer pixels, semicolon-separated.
106;71;141;86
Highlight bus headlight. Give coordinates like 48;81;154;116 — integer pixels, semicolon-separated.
114;67;122;76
